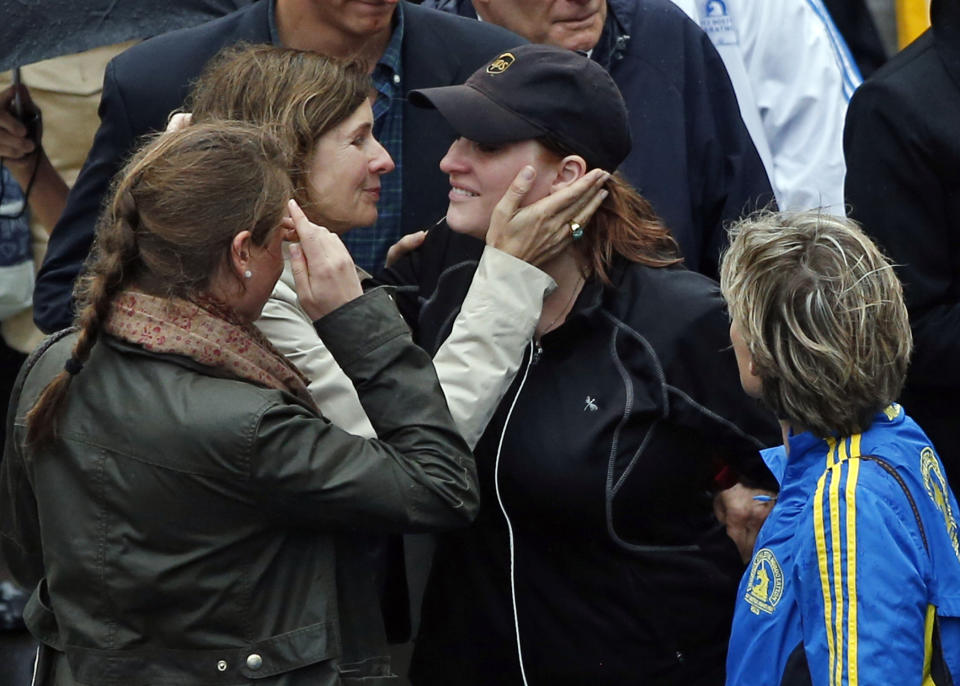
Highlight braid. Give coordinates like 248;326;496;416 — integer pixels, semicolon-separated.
25;183;141;446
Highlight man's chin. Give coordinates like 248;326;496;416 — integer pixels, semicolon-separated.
549;25;603;53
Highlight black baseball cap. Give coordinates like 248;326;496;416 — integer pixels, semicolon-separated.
409;44;631;172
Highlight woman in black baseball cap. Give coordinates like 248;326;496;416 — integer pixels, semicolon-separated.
387;45;780;685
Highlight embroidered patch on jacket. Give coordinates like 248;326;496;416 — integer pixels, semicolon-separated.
921;447;960;561
745;548;784;615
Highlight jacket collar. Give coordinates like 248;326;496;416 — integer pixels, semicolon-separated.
102;335;320;412
592;0;631;70
103;335;226;377
432;0;476;17
772;405;907;493
551;255;631;336
236;0;275;43
932;0;960;89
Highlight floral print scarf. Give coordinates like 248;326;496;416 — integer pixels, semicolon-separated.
104;290;317;411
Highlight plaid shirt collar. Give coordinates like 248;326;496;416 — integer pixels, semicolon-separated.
371;1;404;113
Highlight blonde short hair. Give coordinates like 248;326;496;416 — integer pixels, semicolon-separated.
720;211;912;438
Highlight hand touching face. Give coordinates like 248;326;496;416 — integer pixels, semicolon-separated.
286;200;363;321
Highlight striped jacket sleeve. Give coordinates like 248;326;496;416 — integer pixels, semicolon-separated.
794;443;933;685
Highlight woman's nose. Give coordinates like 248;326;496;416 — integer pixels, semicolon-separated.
370;139;395;175
439;137;470;174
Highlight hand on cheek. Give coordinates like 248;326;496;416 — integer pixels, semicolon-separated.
287;199;363;320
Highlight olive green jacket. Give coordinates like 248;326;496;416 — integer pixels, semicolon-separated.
0;289;477;685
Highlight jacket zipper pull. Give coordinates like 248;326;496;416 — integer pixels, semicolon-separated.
531;340;543;365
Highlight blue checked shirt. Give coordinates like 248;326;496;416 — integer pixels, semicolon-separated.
340;3;405;273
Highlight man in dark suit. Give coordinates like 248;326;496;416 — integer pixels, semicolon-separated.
844;0;960;488
32;0;523;333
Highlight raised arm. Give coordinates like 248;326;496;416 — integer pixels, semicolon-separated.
253;286;479;531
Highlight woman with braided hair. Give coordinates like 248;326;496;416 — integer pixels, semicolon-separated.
0;122;479;685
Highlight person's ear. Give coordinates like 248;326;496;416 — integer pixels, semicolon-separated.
550;155;587;193
231;230;254;281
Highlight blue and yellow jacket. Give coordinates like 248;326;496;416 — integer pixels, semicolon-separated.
727;405;960;685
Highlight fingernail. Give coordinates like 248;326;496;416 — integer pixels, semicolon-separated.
598;190;609;200
521;166;535;180
289;243;301;259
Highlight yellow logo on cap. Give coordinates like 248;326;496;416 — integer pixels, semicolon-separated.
486;52;515;74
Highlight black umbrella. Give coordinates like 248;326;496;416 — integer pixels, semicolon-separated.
2;0;256;72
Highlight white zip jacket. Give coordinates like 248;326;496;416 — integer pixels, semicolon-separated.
671;0;860;213
257;245;554;447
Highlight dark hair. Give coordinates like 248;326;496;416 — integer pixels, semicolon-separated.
538;137;681;282
186;43;370;218
26;122;293;445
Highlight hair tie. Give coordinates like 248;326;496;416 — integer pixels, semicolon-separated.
64;358;84;376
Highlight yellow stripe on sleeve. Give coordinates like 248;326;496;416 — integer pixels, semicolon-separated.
846;435;862;685
922;604;936;685
827;436;838;468
815;439;839;686
831;443;846;686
